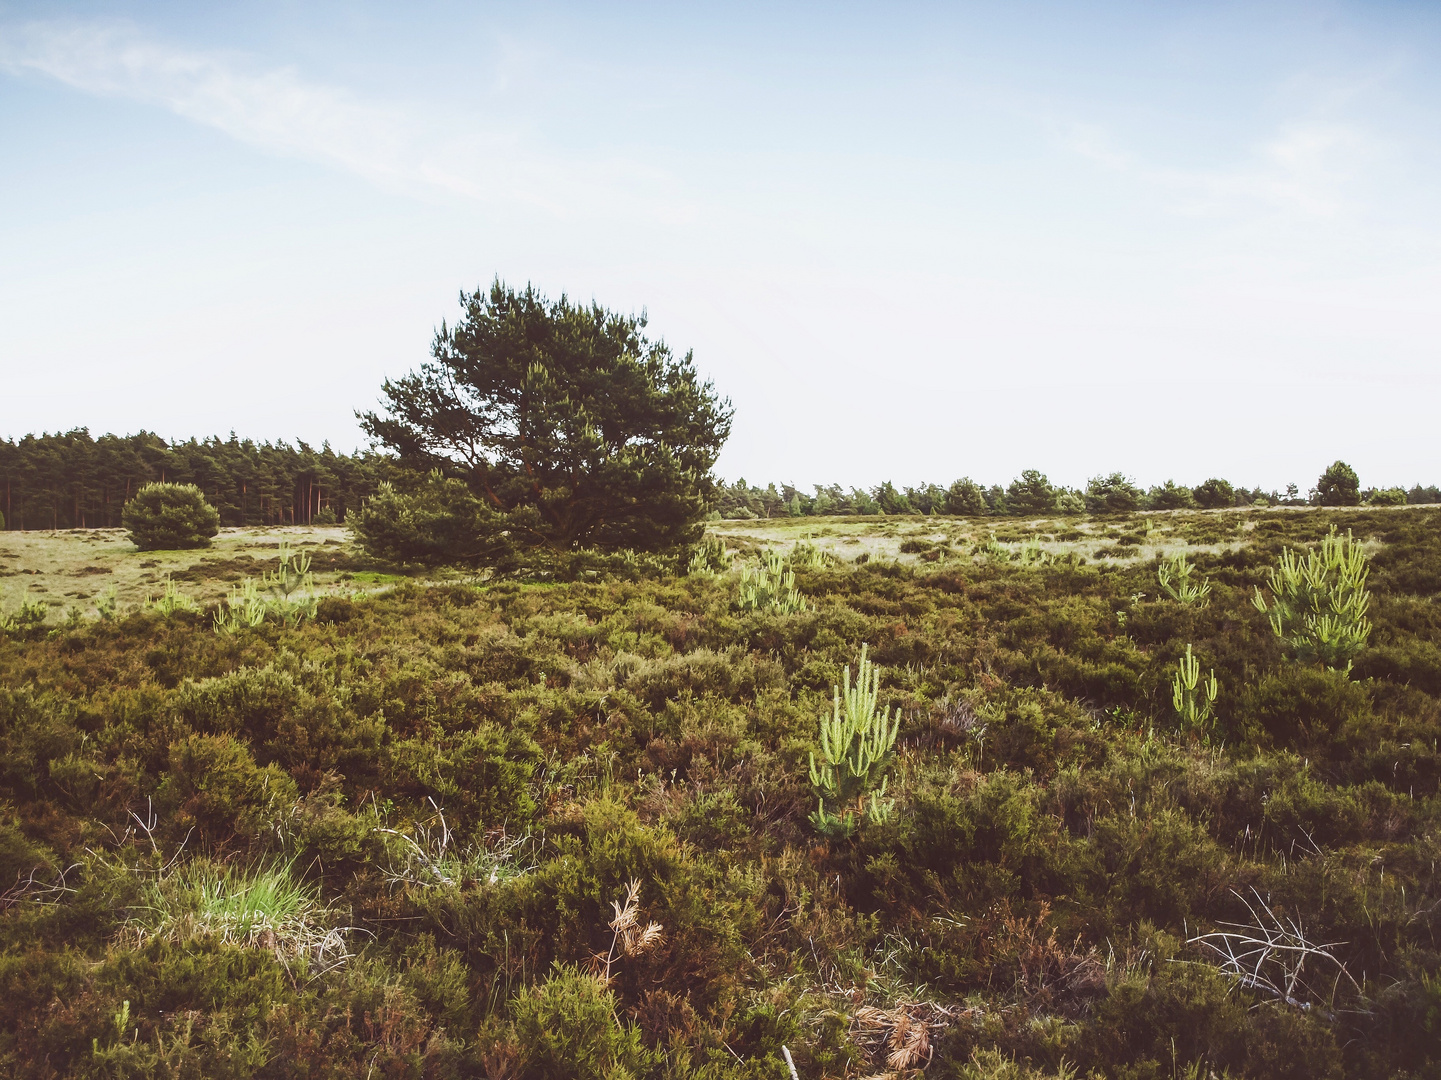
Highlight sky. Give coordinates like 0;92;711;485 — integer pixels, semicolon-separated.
2;1;1439;493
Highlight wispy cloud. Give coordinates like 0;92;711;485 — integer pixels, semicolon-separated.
0;19;693;221
1061;114;1368;220
1165;123;1366;218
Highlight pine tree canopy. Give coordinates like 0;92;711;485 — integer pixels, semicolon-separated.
358;280;733;552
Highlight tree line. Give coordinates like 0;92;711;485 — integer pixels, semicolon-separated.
0;430;391;530
717;465;1441;520
6;429;1436;535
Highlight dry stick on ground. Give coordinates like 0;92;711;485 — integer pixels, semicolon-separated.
1188;887;1364;1014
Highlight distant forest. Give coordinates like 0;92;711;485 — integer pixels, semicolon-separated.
716;475;1441;519
3;428;1437;531
0;430;391;530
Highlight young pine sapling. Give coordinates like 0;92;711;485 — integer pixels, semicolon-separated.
1172;643;1218;740
809;644;900;838
1252;527;1371;673
1157;551;1212;606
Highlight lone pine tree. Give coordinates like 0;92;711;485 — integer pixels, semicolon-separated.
360;280;732;556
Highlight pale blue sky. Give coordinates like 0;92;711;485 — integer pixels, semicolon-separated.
3;2;1439;491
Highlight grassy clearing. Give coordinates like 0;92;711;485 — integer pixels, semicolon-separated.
710;505;1395;568
0;525;400;620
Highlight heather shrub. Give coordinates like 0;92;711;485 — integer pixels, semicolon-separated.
121;482;220;550
1231;664;1371;749
508;964;654;1080
1;505;1439;1078
154;734;298;850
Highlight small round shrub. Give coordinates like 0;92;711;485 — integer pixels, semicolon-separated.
122;482;220;550
351;474;514;566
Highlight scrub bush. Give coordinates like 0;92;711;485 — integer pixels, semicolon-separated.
121;482;221;550
1317;460;1361;506
351;472;516;567
1085;472;1144;514
1368;486;1407;506
508;964;655;1080
1193;478;1236;509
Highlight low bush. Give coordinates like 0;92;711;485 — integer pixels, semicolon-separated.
350;472;518;567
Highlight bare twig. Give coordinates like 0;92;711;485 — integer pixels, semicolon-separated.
1188;888;1363;1014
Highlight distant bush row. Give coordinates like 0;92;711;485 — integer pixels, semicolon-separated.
718;462;1437;519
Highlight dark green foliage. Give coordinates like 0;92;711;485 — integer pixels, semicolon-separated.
946;477;988;516
1147;479;1196;510
1192;478;1236;509
0;429;388;530
1006;470;1057;516
871;481;914;515
350;473;519;566
1085;472;1144;514
0;506;1439;1078
360;280;733;553
1367;486;1407;506
122;482;221;550
1317;460;1361;506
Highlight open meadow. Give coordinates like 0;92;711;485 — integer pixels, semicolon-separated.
1;505;1439;1078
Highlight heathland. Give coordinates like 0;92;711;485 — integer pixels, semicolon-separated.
1;504;1438;1078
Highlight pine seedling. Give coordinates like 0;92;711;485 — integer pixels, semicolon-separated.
264;543;318;626
264;542;313;599
214;578;270;634
146;576;197;617
687;536;732;576
0;594;50;633
94;585;119;621
788;540;832;569
808;644;900;838
736;549;808;613
1015;535;1051;567
1157;552;1211;606
978;534;1012;563
1171;643;1218;739
1252;527;1371;673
